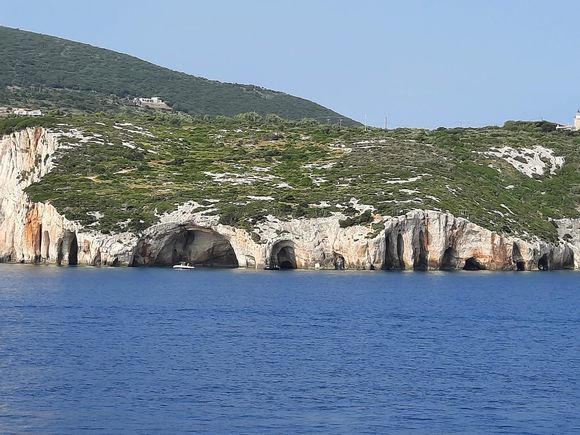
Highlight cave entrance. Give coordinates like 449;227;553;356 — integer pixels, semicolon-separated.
413;230;428;271
334;253;345;270
463;257;485;271
512;243;525;271
153;229;238;267
440;247;458;270
270;241;297;270
68;234;78;266
94;250;102;267
562;248;574;270
57;231;78;266
383;232;405;270
538;254;550;271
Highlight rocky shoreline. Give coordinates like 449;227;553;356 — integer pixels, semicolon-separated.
1;127;578;271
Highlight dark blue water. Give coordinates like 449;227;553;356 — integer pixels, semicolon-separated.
0;265;578;434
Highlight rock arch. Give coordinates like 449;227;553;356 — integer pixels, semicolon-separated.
383;233;395;269
440;247;458;270
57;231;78;266
463;256;485;271
383;232;405;270
333;252;345;270
538;253;550;271
512;243;525;271
133;227;239;267
413;230;428;271
270;240;297;269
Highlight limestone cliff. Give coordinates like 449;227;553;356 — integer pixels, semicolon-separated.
0;128;577;271
129;206;576;271
0;127;136;266
0;127;68;263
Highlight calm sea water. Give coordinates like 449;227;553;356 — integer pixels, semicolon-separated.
0;265;578;434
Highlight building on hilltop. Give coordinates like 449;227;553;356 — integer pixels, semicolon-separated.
13;108;43;116
556;111;580;131
133;96;171;110
0;107;43;117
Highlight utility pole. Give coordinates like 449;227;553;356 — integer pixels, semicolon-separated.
384;115;388;130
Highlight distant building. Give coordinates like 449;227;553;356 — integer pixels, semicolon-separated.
133;96;171;110
12;108;43;116
556;111;580;131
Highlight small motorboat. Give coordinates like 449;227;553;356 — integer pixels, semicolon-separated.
173;262;195;270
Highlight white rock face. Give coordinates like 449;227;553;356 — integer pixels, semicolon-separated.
554;218;580;269
0;127;68;262
480;146;565;178
0;127;136;265
128;209;574;271
0;128;577;271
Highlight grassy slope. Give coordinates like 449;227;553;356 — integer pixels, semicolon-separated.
17;114;580;242
0;26;358;125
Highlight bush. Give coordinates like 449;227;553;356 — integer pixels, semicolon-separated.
339;210;373;228
0;115;57;136
218;204;242;226
503;120;557;132
264;113;284;125
234;112;263;125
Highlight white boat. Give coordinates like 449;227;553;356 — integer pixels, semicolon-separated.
173;262;195;270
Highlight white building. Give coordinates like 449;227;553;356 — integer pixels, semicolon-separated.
133;97;171;110
11;108;43;116
556;111;580;131
136;97;164;104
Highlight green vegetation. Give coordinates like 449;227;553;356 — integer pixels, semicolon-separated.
0;86;137;115
0;26;358;125
340;210;374;228
0;115;57;135
19;113;579;242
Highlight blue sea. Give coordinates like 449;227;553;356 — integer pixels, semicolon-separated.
0;265;579;433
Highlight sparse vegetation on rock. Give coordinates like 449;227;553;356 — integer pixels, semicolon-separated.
15;112;579;243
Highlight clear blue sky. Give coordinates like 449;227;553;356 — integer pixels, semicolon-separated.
3;0;580;127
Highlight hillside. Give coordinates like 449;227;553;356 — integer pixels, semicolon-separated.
0;26;358;124
6;113;577;242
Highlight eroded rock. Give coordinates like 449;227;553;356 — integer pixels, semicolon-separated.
0;128;578;271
